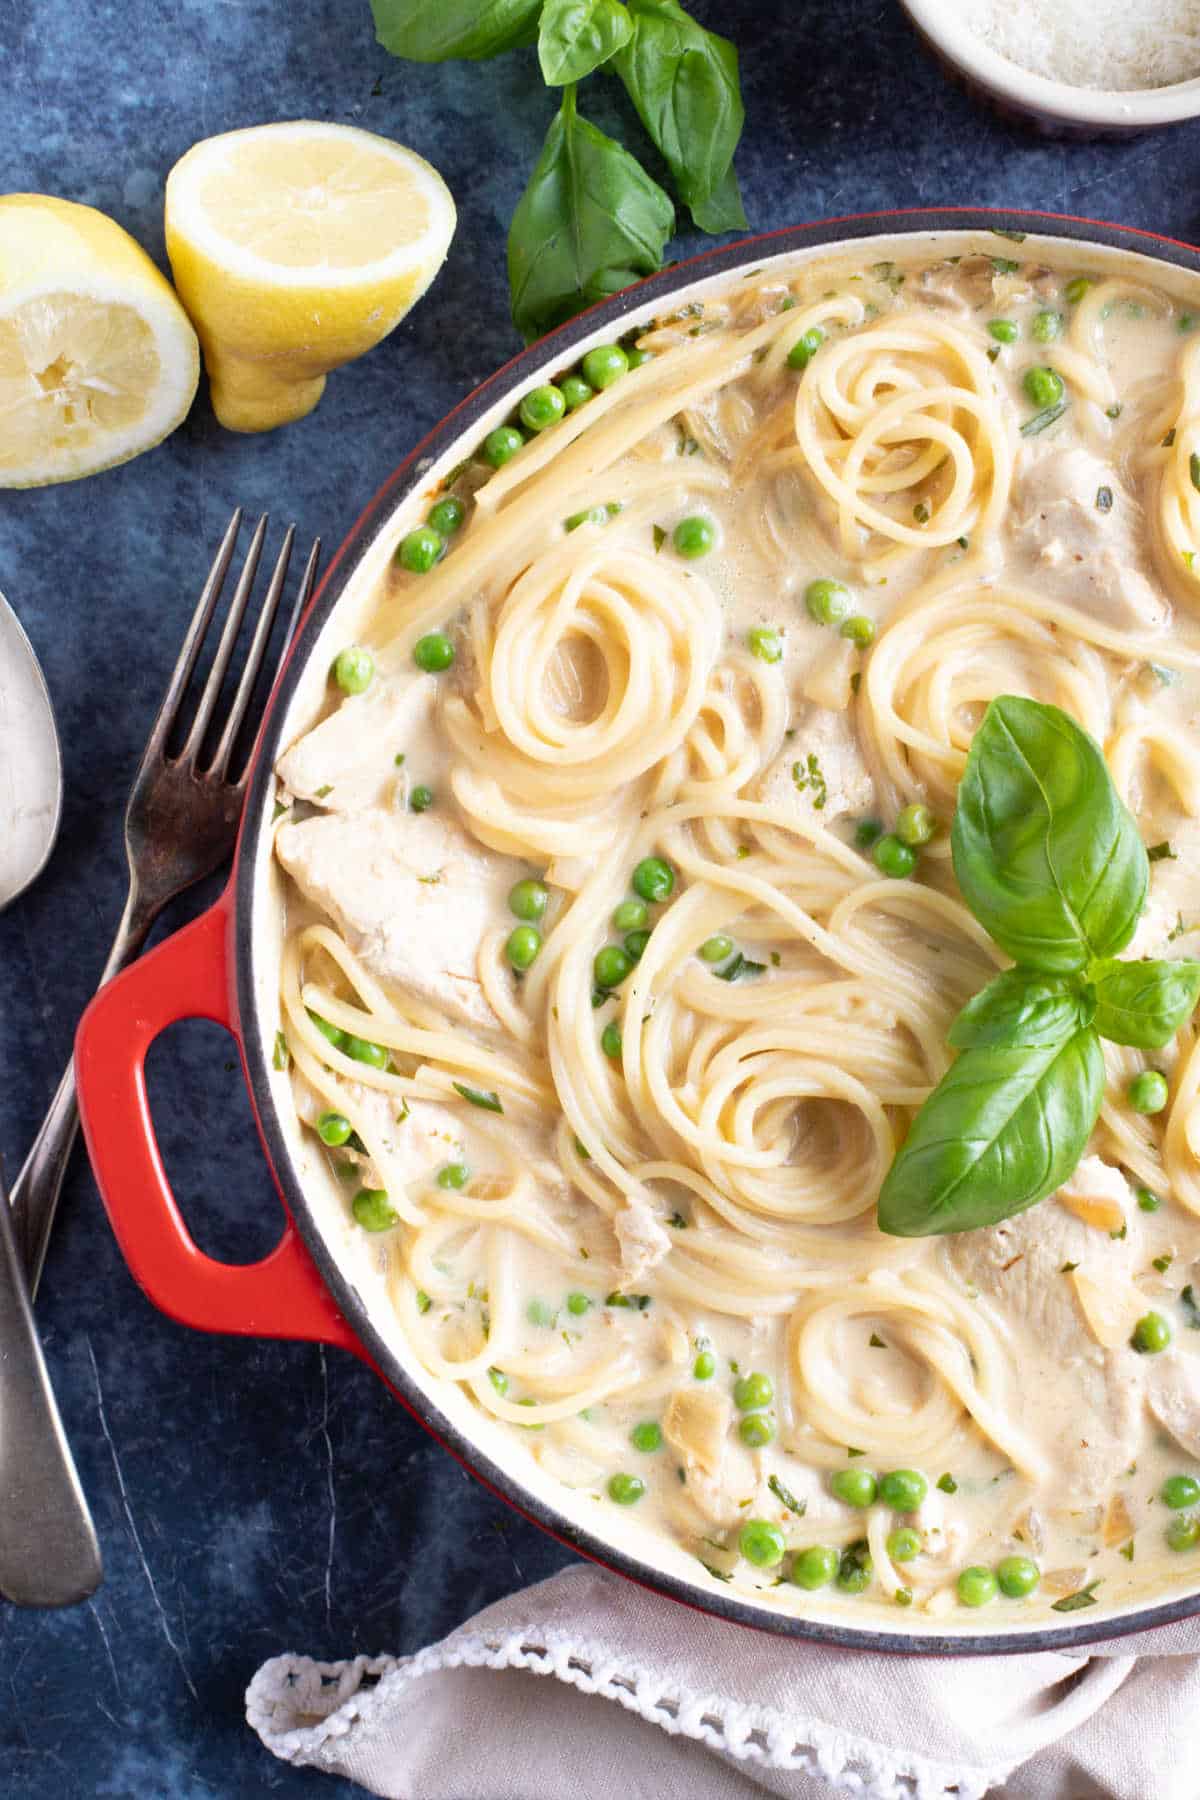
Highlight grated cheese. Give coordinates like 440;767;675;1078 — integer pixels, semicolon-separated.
956;0;1200;93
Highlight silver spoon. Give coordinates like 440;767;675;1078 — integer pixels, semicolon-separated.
0;586;101;1606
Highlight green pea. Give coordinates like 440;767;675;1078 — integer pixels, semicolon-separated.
1129;1070;1169;1114
1167;1514;1200;1551
748;626;783;662
787;326;825;370
1032;309;1063;343
792;1545;839;1590
1137;1186;1162;1212
566;1292;592;1316
673;515;717;559
631;1421;663;1453
623;928;651;963
632;857;675;903
873;834;917;879
519;384;567;433
613;898;649;932
879;1468;927;1512
836;1543;873;1594
436;1162;470;1190
333;645;374;695
1023;365;1065;409
509;881;549;925
516;1399;544;1430
886;1527;921;1563
559;373;594;410
601;1021;623;1060
895;804;936;848
840;614;875;647
344;1034;389;1069
1163;1475;1200;1510
739;1519;786;1568
526;1297;555;1328
488;1367;510;1395
734;1370;774;1412
1065;277;1091;304
593;945;634;990
831;1467;878;1509
410;785;434;813
699;935;734;963
506;926;542;971
582;344;629;390
957;1565;998;1607
396;525;444;573
625;346;652;370
483;425;525;468
607;1471;645;1505
1131;1311;1172;1354
317;1110;353;1147
805;578;851;626
412;631;455;674
352;1188;398;1232
987;318;1018;343
739;1412;775;1448
693;1349;716;1380
307;1009;345;1048
427;495;465;538
854;818;883;850
996;1554;1040;1598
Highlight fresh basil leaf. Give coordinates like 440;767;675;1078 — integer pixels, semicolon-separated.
614;0;746;232
371;0;541;60
1090;957;1200;1048
952;697;1147;975
877;1027;1105;1237
539;0;633;83
948;969;1091;1050
508;89;674;342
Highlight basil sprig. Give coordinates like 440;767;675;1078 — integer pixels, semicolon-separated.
878;697;1200;1239
369;0;748;339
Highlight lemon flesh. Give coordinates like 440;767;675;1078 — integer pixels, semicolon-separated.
165;122;457;433
0;195;199;488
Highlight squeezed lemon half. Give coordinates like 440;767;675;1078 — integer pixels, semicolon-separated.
0;195;200;489
164;121;457;433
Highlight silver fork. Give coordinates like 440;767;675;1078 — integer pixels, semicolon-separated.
10;511;320;1296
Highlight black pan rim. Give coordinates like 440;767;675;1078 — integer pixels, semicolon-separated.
235;206;1200;1655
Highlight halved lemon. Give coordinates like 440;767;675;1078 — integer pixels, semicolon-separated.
0;195;200;489
164;121;457;433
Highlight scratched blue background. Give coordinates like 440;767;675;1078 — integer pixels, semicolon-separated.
3;1;1200;1794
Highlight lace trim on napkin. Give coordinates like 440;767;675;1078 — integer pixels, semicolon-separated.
246;1624;1009;1799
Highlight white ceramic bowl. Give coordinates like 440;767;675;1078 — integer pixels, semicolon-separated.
898;0;1200;136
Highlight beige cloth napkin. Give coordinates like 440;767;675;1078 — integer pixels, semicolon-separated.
246;1562;1198;1798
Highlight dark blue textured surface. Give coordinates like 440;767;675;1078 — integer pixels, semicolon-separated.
4;2;1200;1794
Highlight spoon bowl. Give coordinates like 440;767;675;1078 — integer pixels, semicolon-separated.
0;587;63;911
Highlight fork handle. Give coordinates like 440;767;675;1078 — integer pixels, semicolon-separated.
10;888;154;1295
0;1169;102;1606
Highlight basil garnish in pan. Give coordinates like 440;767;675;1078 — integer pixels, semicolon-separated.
878;697;1200;1239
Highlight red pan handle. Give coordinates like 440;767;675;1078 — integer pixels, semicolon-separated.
75;895;360;1355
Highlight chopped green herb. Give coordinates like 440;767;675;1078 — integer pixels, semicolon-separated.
667;1211;688;1229
1181;1285;1200;1329
1170;912;1190;943
1021;400;1068;438
453;1082;503;1114
1119;1539;1136;1562
394;752;406;767
1153;1254;1174;1273
1191;453;1200;495
1148;843;1176;862
272;1030;290;1072
1164;429;1177;448
699;1558;733;1583
653;524;667;552
992;256;1020;274
868;1332;886;1348
1051;1580;1101;1613
314;784;333;799
913;501;931;523
767;1473;806;1514
791;752;828;810
606;1291;652;1310
1106;403;1123;420
1060;1260;1079;1273
416;1289;432;1315
991;229;1026;244
714;952;766;982
936;1472;957;1494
